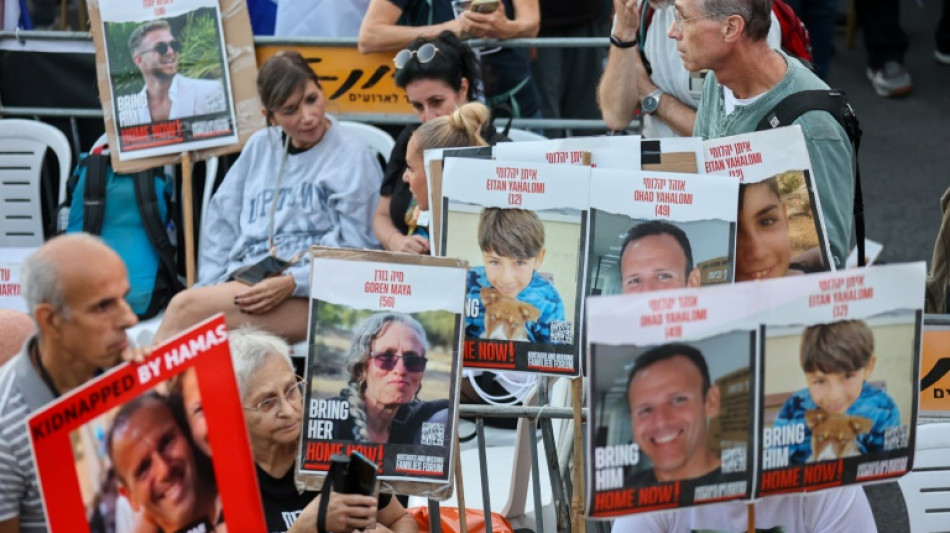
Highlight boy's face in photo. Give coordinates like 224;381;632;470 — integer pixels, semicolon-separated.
482;249;546;298
805;357;876;414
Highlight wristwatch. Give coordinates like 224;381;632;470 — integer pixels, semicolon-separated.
641;89;664;115
609;34;639;48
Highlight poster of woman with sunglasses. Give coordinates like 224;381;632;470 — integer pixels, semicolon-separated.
297;248;466;493
97;0;238;160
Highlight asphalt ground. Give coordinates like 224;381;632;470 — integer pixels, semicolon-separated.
826;0;950;269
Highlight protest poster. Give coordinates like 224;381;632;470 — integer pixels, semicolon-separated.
585;262;925;519
28;314;265;533
586;282;759;517
702;126;834;281
641;137;705;174
441;157;589;376
587;168;738;297
757;263;924;496
492;135;642;169
920;326;950;417
0;247;32;312
298;248;466;498
89;0;261;170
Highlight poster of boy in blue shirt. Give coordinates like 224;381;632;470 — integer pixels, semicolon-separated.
464;207;566;343
774;320;900;463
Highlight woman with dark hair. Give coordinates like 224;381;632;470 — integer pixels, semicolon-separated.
374;31;509;255
156;51;382;344
736;177;805;281
333;312;448;444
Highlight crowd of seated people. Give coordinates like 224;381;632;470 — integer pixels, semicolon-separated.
0;1;901;531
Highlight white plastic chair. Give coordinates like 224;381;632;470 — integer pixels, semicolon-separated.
337;121;396;164
0;119;71;247
506;128;548;142
897;422;950;532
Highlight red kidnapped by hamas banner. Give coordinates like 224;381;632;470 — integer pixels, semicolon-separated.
28;314;265;533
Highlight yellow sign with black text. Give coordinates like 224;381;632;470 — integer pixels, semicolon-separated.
921;328;950;415
256;46;413;116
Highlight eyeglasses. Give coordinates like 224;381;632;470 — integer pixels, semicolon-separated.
393;43;440;69
672;12;716;32
371;351;428;373
139;40;182;56
244;379;305;414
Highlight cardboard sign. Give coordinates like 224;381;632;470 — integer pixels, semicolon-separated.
298;248;466;498
441;157;589;376
28;315;265;533
702;126;834;281
586;262;924;518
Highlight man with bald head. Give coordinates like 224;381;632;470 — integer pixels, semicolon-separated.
0;233;138;532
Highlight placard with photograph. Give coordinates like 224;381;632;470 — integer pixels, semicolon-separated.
641;137;705;173
703;125;833;280
757;263;924;496
298;248;467;497
97;0;238;160
441;157;590;376
920;326;950;418
587;168;738;297
586;283;760;517
28;315;264;533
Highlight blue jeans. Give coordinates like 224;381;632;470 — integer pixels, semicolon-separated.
784;0;837;79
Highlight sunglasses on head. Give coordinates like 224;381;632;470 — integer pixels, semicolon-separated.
393;43;440;69
141;40;182;56
371;351;428;373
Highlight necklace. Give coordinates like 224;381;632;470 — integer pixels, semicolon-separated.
30;341;61;398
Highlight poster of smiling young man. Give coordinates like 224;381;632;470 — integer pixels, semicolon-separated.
28;315;265;533
702;125;835;281
95;0;238;161
586;283;759;518
587;168;738;298
298;247;466;498
757;262;924;497
440;157;590;376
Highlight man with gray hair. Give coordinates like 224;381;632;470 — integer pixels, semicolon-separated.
0;234;138;532
677;0;853;270
125;19;226;126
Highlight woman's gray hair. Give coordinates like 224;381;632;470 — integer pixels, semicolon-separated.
341;312;428;442
343;312;429;386
228;326;293;400
21;233;105;317
700;0;772;42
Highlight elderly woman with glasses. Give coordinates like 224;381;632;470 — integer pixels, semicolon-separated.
229;327;416;533
374;31;509;255
332;312;449;445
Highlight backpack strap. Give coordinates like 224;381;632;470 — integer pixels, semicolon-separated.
133;173;185;291
82;154;109;235
755;89;865;268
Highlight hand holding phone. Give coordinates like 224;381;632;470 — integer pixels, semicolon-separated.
229;256;291;286
470;0;500;13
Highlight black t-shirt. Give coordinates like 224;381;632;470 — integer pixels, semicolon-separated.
257;464;393;533
380;123;509;234
538;0;607;33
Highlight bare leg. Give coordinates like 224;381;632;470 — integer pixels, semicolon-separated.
154;282;310;344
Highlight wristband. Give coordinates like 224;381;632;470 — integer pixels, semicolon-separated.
610;34;639;48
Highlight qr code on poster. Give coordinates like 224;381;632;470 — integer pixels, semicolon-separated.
550;320;574;344
721;446;746;473
421;422;444;446
884;425;909;451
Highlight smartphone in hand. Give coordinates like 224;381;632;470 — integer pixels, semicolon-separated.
228;256;291;285
470;0;500;13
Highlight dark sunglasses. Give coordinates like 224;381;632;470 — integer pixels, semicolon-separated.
371;351;428;373
141;40;182;56
393;43;440;69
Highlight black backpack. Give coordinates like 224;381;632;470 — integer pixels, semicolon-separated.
55;152;184;319
754;90;866;267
